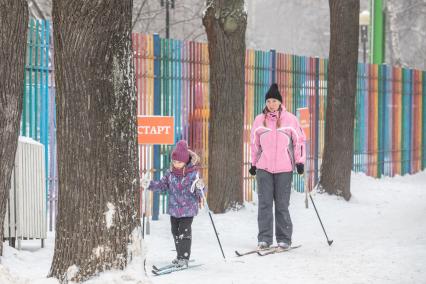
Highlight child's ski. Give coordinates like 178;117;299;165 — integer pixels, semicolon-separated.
235;246;277;257
152;259;195;272
257;244;301;256
151;264;203;276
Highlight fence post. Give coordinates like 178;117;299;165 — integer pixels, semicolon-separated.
314;57;320;185
29;19;34;137
152;34;161;220
41;20;51;207
378;64;385;177
423;71;426;170
408;69;414;174
402;68;410;175
270;49;276;84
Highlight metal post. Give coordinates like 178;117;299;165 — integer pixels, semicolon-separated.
270;49;276;84
360;25;368;64
371;0;384;64
314;58;319;185
161;0;175;39
166;0;169;38
152;34;161;220
359;10;370;64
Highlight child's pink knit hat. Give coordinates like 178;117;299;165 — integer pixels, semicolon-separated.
171;140;190;163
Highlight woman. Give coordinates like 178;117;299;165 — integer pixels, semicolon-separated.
249;83;306;250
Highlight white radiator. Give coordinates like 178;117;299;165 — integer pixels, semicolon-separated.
4;137;47;249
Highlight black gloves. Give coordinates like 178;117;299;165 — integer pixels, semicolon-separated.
296;163;304;175
249;165;257;176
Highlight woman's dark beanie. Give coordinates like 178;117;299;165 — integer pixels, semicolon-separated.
265;83;282;102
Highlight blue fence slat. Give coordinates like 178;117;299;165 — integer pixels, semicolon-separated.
384;66;393;176
152;34;161;220
423;71;426;169
407;69;414;174
314;58;320;184
378;65;385;177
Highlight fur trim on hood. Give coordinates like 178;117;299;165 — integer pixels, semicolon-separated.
188;149;200;165
169;149;200;174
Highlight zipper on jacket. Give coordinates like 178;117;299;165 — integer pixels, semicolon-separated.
274;122;278;173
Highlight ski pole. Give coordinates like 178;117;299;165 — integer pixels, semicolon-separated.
141;171;150;239
309;193;333;246
142;203;146;238
200;190;226;260
139;171;151;274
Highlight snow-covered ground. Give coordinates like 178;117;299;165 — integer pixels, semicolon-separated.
1;171;426;284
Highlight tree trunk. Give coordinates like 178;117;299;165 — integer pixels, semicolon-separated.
387;0;403;67
49;1;140;282
319;0;359;201
202;0;247;213
0;0;28;257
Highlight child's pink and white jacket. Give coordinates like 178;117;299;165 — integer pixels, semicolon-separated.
250;108;306;174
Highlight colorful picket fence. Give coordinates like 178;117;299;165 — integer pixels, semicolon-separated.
132;34;210;219
22;20;426;222
354;65;426;177
132;33;426;220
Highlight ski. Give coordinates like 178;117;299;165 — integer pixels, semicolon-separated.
257;244;301;256
152;259;195;272
235;246;278;257
151;264;203;276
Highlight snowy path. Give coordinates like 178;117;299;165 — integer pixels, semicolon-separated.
145;172;426;284
1;172;426;284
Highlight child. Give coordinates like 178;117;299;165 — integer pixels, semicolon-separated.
141;140;205;268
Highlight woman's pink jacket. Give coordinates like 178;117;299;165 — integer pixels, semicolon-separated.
250;110;306;173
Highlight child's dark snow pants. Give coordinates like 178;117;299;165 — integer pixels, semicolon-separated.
170;216;193;260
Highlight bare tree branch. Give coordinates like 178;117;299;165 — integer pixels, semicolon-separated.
387;0;403;66
28;0;46;19
394;0;425;14
132;0;148;31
